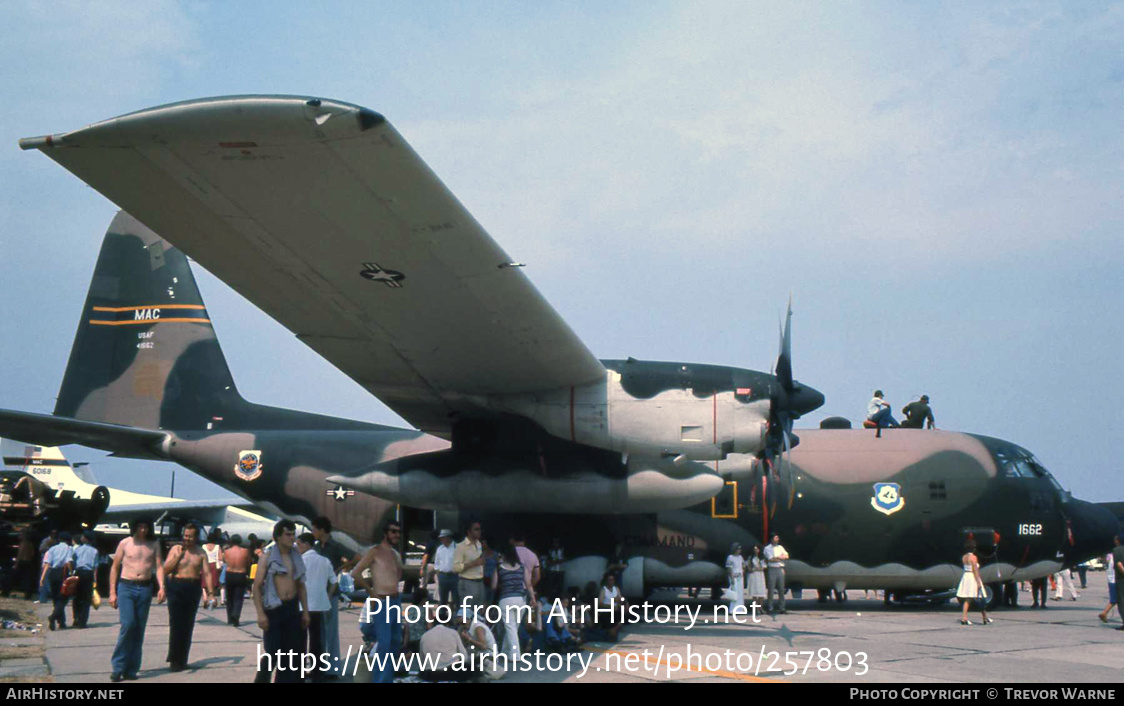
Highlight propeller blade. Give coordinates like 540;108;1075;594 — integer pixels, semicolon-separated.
783;293;792;358
775;297;794;392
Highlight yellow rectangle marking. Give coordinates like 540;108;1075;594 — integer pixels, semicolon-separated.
711;480;738;519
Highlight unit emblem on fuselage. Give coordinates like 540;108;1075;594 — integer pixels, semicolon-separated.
235;450;263;481
871;482;904;516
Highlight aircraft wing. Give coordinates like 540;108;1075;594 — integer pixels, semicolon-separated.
21;96;606;436
0;408;167;459
99;499;266;526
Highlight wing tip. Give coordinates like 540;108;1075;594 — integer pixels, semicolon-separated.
18;134;63;150
358;107;386;131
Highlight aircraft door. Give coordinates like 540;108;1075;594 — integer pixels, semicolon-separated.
959;527;1000;565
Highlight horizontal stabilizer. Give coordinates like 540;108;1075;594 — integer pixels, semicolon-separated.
0;409;167;460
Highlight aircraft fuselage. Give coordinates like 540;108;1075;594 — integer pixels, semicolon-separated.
159;421;1113;597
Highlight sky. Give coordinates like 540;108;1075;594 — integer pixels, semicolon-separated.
1;1;1122;502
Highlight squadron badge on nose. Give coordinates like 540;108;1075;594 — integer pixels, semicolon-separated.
235;450;263;481
871;482;904;516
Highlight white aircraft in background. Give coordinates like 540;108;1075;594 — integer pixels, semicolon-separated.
1;438;278;538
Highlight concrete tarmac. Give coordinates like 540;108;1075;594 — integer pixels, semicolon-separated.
36;587;1122;683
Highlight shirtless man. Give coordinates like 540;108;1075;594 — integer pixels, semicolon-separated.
222;535;252;626
253;520;310;683
164;523;213;671
109;518;165;683
351;521;403;684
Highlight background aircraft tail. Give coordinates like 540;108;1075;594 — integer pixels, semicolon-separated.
1;438;99;494
54;212;381;433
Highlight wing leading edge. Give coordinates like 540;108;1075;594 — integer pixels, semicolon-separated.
23;95;605;436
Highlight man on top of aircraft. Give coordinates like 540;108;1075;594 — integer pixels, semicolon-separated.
901;395;937;429
867;390;900;429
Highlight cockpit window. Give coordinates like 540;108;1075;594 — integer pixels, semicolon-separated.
1028;458;1066;497
971;434;1066;497
990;445;1034;478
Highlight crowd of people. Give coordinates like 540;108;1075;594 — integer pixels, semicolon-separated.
23;515;1124;682
27;516;629;683
724;534;789;615
334;520;627;683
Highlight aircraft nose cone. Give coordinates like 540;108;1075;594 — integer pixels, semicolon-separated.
790;383;825;416
1064;498;1119;565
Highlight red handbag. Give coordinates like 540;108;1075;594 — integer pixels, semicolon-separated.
61;575;80;597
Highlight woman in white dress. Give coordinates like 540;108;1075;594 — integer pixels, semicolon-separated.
725;543;745;615
956;539;992;625
747;545;767;608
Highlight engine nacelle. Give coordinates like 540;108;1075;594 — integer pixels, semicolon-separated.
482;369;770;461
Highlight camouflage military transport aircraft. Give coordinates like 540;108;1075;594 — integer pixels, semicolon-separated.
4;95;1115;599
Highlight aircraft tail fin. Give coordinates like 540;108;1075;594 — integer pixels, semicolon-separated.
53;211;385;434
54;211;247;431
1;438;99;492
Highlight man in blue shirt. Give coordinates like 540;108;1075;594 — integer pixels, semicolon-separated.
40;531;73;631
71;531;100;629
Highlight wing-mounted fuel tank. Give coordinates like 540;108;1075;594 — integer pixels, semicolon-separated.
476;359;799;461
328;445;724;514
